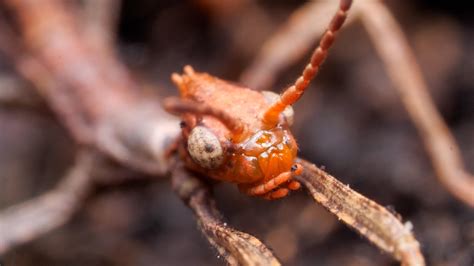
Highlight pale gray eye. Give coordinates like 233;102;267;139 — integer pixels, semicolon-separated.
261;91;294;126
187;126;224;169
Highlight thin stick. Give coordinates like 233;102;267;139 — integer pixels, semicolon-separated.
0;151;95;255
0;15;93;142
357;1;474;207
296;158;425;266
171;160;280;266
1;0;181;175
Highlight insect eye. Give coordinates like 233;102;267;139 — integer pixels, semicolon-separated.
187;126;224;169
261;91;294;126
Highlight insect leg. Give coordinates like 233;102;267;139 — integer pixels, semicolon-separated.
287;180;301;191
242;172;292;196
263;188;290;200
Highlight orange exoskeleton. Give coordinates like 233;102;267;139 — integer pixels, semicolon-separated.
165;0;352;199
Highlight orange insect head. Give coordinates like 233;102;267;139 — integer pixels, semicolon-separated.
165;0;353;199
165;67;301;199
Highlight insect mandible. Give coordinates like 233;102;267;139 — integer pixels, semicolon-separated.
164;0;352;200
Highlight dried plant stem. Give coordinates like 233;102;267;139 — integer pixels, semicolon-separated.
0;15;95;142
1;0;180;175
296;158;425;266
171;161;281;266
0;151;95;255
357;1;474;207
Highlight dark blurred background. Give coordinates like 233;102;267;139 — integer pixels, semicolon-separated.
1;0;473;265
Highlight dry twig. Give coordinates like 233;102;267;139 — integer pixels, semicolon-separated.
0;14;94;141
0;151;95;255
296;158;425;266
1;0;180;175
171;160;281;266
357;1;474;207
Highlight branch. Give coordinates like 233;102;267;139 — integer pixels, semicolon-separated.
0;151;96;255
1;0;181;175
171;160;281;266
296;158;425;266
357;1;474;207
0;14;96;142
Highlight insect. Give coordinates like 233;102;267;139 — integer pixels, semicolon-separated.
164;0;352;200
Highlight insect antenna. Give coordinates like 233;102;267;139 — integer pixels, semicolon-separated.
163;97;245;136
261;0;353;128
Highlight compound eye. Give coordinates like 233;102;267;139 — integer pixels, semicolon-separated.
187;126;224;169
262;91;295;126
